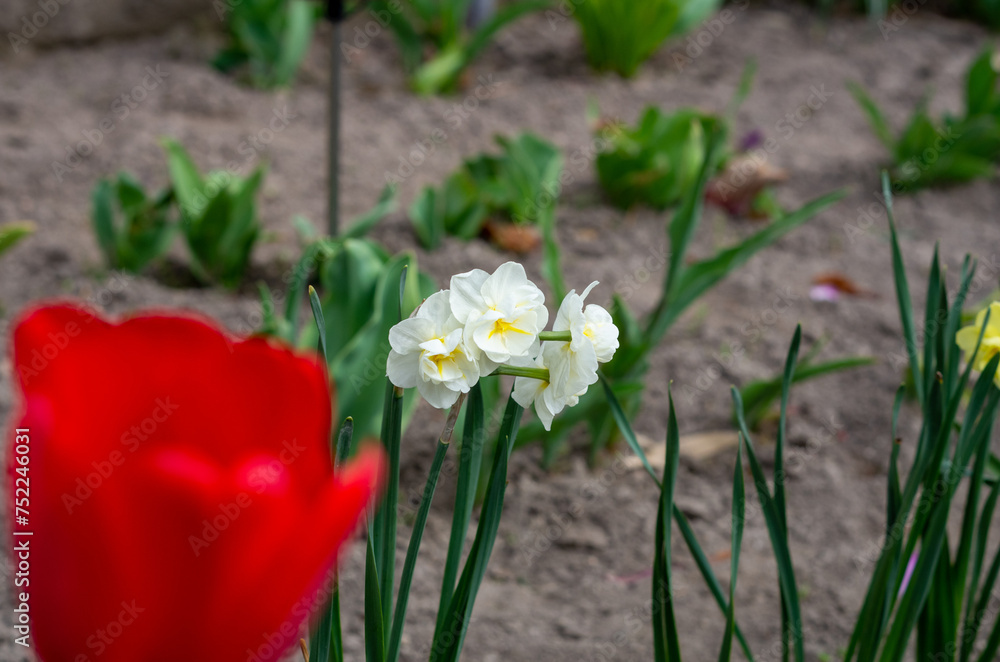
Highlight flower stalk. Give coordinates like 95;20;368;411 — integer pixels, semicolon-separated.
493;365;551;381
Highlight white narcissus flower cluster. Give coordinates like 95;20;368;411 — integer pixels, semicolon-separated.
386;262;620;431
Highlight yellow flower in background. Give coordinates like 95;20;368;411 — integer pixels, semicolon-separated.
956;302;1000;385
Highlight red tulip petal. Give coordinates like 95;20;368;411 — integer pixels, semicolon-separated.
9;304;380;662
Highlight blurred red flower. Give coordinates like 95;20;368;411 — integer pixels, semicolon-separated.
9;304;383;662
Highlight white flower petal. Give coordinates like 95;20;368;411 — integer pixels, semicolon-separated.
545;341;598;399
475;328;513;363
580;281;599;301
583;304;619;363
449;269;490;323
386;350;421;388
478;354;500;375
533;301;550;334
555;289;581;333
386;287;482;408
480;262;530;306
512;375;544;409
418;290;453;324
534;395;557;431
418;380;463;409
389;317;434;353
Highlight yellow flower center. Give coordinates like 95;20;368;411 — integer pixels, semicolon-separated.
429;352;449;378
489;318;530;339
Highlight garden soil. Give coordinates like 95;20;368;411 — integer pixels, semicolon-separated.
1;3;998;660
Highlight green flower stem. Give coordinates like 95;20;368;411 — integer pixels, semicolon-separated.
538;331;572;342
492;366;550;381
386;393;465;662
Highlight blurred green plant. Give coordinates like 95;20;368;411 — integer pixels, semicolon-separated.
162;139;266;289
605;382;755;661
308;381;527;662
811;0;1000;30
260;186;437;440
0;222;34;260
571;0;720;77
953;0;1000;29
595;107;715;210
90;173;175;273
593;63;786;217
849;48;1000;191
613;174;1000;662
842;175;1000;661
409;133;563;249
213;0;322;89
735;339;874;430
524;118;844;466
368;0;548;95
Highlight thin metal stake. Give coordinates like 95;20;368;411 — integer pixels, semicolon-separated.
327;0;344;237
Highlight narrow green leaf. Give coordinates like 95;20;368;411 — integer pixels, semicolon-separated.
373;381;403;642
309;285;329;364
848;82;897;153
733;388;805;662
310;583;336;662
888;387;904;540
398;265;409;323
283;242;322;332
0;221;34;259
972;518;1000;661
658;191;844;338
160;139;205;216
965;49;997;118
774;325;801;538
387;439;452;662
661;127;725;313
274;0;317;87
718;441;745;662
538;204;566;303
944;257;976;391
952;406;991;628
408;186;444;250
463;0;551;65
601;374;658;484
736;356;875;430
365;529;386;662
604;375;755;661
367;1;423;72
310;420;356;662
431;395;523;662
725;60;757;121
884;171;923;407
920;247;943;414
342;185;398;240
90;180;118;267
437;384;485;630
960;474;1000;662
652;390;682;662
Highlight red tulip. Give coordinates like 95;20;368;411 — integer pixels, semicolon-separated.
8;304;384;662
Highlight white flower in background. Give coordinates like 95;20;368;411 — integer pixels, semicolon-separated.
450;262;548;373
511;342;593;431
386;290;480;409
555;281;620;364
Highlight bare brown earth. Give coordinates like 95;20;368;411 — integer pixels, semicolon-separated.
1;3;999;661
